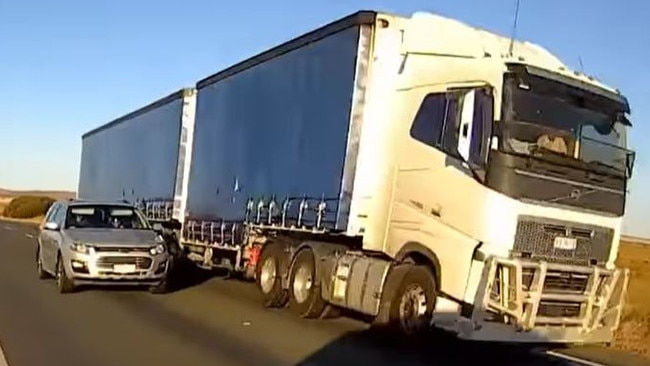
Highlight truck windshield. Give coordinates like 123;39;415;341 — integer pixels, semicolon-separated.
65;205;151;230
499;73;634;177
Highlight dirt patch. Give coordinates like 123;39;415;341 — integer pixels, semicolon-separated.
612;241;650;357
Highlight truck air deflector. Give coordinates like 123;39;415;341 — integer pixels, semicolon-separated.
196;11;377;89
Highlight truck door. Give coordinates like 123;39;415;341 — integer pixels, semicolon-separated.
388;85;494;300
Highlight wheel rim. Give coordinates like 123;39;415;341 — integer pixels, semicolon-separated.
398;284;428;333
292;264;313;304
259;257;277;294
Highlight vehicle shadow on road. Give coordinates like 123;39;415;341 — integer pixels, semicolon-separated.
166;258;223;293
292;325;566;366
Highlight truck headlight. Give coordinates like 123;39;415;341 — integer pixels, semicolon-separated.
70;242;91;254
149;244;166;255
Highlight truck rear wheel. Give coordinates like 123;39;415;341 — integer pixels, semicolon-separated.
256;243;288;308
288;249;326;318
374;264;437;336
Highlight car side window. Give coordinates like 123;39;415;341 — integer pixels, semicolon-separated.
409;92;461;156
44;203;60;223
53;205;67;226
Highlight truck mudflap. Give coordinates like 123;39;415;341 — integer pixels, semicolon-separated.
455;256;630;343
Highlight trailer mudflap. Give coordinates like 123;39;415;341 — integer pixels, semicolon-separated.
459;256;629;343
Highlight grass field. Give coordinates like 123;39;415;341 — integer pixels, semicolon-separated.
612;240;650;357
0;190;75;224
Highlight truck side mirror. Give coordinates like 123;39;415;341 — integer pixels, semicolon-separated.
454;86;494;168
457;89;476;162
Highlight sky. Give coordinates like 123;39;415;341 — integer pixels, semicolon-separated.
0;0;648;236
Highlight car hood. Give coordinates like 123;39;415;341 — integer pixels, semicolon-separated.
65;229;160;246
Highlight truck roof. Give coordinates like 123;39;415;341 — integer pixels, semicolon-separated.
196;11;377;89
81;87;195;139
196;10;628;112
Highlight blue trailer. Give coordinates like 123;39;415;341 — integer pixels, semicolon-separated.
180;12;375;276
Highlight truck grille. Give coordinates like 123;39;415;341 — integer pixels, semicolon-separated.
512;216;614;266
96;256;152;270
522;268;590;293
538;301;582;318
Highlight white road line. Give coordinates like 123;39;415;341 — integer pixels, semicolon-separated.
0;341;8;366
2;226;12;231
25;233;34;239
545;350;608;366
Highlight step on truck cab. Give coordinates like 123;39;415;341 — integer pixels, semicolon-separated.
178;10;634;344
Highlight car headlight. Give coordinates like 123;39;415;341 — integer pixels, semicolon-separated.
70;242;91;254
149;244;166;255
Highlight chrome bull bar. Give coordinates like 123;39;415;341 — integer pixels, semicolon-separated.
478;257;629;334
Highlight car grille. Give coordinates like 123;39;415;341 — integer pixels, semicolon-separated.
96;256;152;270
93;246;150;254
512;216;614;266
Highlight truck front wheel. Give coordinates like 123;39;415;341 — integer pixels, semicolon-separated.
288;248;326;318
256;243;288;308
374;264;437;336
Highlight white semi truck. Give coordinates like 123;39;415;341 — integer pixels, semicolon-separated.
79;10;635;344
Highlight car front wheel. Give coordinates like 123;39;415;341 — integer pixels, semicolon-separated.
55;254;75;294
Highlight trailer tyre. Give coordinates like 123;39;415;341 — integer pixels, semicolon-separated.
374;264;437;336
256;243;288;308
288;249;326;318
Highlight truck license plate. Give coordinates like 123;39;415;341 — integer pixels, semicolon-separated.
553;237;577;250
113;264;136;273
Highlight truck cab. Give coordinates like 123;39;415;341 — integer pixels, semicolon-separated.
347;12;633;343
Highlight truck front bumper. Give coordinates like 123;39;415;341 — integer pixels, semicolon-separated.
451;257;629;344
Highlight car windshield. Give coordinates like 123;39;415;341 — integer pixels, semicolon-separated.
499;72;634;177
65;205;151;230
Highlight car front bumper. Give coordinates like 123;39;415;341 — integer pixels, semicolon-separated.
65;249;169;286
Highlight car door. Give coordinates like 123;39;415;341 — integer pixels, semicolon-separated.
49;204;68;263
39;203;60;273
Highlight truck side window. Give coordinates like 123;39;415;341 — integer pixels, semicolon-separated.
410;92;460;155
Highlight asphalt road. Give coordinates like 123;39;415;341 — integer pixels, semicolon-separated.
0;221;647;366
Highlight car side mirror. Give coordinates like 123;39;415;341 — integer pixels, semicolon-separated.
43;222;60;231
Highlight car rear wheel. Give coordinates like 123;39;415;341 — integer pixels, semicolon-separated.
36;245;49;280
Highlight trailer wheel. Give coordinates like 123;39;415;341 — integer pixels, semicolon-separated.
288;248;326;318
256;243;288;308
374;264;437;336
